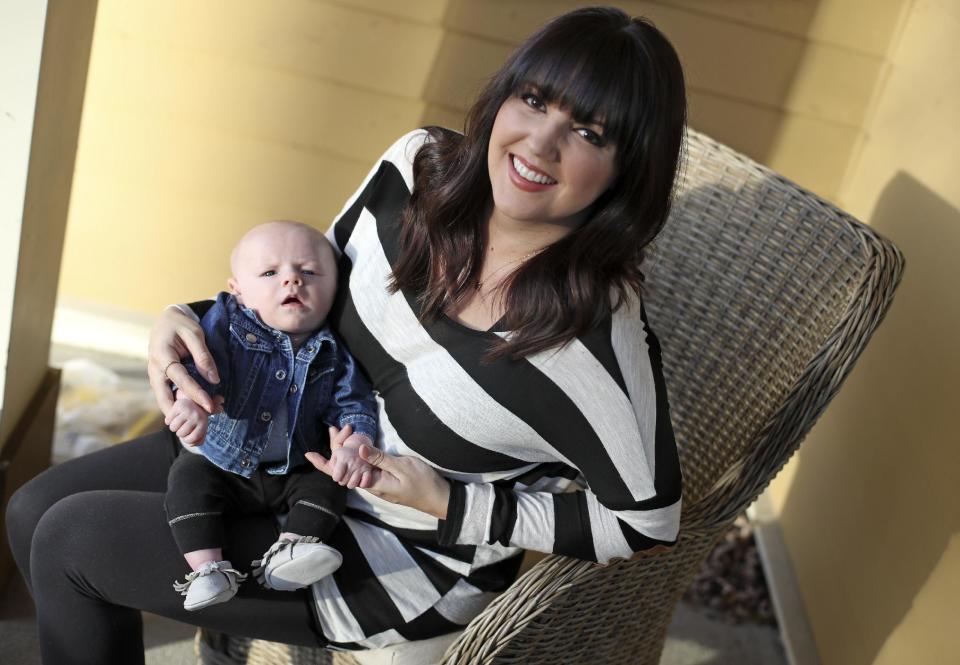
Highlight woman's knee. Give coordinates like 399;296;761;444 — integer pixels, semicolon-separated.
30;493;99;567
5;475;57;575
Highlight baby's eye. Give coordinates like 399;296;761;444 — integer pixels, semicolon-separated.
575;127;606;147
521;91;546;112
261;270;276;277
302;269;316;276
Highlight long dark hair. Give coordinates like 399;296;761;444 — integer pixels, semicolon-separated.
389;7;687;360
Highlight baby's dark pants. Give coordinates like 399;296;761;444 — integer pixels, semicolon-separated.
165;453;345;554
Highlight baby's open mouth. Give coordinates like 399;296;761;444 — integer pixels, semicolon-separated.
282;296;302;306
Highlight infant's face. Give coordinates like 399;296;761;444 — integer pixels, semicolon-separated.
229;224;337;335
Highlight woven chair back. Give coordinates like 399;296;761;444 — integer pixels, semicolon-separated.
645;130;872;506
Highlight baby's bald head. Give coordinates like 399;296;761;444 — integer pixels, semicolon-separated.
227;220;338;336
230;221;331;278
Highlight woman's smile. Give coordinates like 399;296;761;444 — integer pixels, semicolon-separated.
510;154;557;189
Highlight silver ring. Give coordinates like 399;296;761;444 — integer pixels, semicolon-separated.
163;360;182;381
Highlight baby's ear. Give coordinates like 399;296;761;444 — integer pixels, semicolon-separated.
227;277;242;301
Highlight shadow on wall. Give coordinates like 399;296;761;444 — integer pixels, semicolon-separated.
778;172;960;665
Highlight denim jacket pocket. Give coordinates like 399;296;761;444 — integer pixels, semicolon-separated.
307;364;336;394
228;321;276;354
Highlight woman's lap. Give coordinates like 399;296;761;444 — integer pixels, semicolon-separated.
6;429;325;664
5;428;178;586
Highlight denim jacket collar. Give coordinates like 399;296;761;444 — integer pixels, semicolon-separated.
228;296;338;360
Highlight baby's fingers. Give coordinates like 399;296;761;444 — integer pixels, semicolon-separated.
167;412;186;432
331;458;348;485
182;428;204;446
328;425;353;452
359;470;373;489
345;468;366;490
175;421;196;439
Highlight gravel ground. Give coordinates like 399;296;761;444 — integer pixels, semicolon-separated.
683;514;778;626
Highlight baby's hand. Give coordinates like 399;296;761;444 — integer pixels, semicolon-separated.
329;433;378;489
164;395;209;445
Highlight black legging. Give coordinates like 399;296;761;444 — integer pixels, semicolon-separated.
5;429;326;665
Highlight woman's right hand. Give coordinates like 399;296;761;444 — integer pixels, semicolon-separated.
148;306;221;416
306;426;451;519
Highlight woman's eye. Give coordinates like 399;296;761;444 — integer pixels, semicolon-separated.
261;270;276;277
521;92;546;111
576;127;606;147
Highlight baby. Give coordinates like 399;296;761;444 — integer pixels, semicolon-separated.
163;220;379;611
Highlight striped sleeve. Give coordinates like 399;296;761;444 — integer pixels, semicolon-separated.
324;129;426;256
437;298;683;564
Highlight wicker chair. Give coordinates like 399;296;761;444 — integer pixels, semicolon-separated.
196;128;905;665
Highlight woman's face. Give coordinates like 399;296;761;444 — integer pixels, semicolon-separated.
486;88;617;232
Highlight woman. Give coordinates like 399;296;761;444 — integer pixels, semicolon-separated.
6;7;685;663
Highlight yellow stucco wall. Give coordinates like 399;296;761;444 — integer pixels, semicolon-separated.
57;0;448;309
767;1;960;662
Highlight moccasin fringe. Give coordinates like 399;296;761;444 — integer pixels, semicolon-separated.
251;535;321;588
172;561;248;595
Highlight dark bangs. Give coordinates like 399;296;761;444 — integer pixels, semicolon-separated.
500;9;658;165
510;38;635;148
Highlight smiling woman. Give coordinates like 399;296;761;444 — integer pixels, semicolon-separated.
389;8;686;357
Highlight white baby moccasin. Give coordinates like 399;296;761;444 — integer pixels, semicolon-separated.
252;536;343;591
173;560;247;611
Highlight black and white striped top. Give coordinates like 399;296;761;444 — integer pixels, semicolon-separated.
187;129;678;649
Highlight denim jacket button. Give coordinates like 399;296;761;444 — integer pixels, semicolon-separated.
260;411;272;422
275;369;286;380
245;333;258;343
240;458;251;468
307;345;316;354
289;384;298;394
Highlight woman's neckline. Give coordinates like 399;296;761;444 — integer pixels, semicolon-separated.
440;311;507;336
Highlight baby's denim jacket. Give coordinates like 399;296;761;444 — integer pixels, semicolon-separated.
182;292;378;477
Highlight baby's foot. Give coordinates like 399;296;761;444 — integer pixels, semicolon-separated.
252;536;342;591
173;560;247;611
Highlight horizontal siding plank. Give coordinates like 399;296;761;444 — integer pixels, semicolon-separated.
664;0;905;57
97;0;444;99
765;115;858;201
689;90;858;200
439;1;882;126
84;34;426;164
73;109;372;219
782;46;882;127
687;90;784;163
420;104;467;133
64;121;372;312
444;0;903;56
327;0;447;24
423;32;512;110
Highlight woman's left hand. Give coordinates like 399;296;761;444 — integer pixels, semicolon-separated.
305;425;451;519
